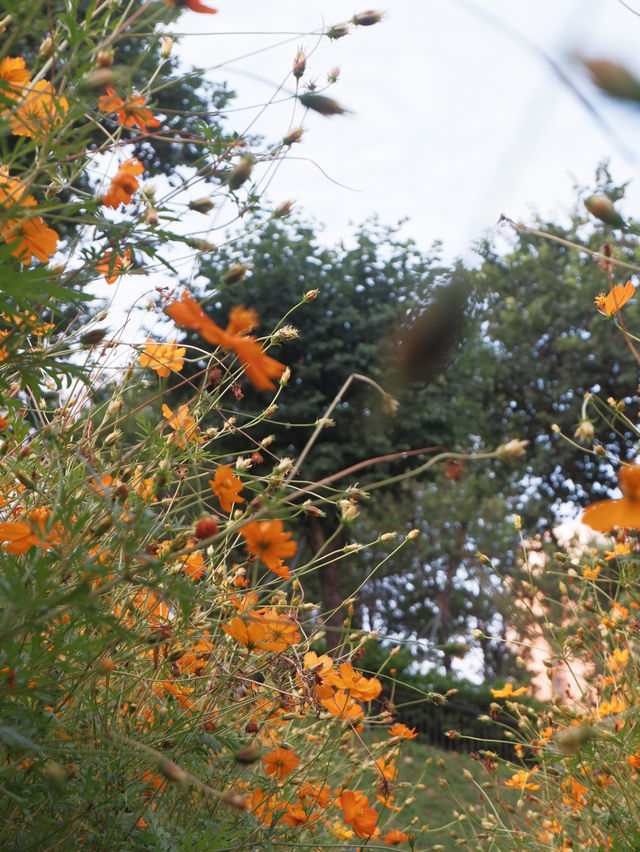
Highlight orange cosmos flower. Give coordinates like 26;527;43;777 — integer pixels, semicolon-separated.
0;57;31;97
320;689;364;721
240;519;297;572
0;166;58;264
582;563;601;579
604;542;631;561
162;402;202;447
594;280;634;316
0;520;43;554
490;683;527;699
139;339;185;377
98;88;161;132
339;790;378;839
166;291;286;390
165;0;217;12
387;722;418;739
583;464;640;531
607;647;629;672
329;662;382;701
221;616;266;652
504;767;540;791
252;608;301;651
0;508;60;554
95;249;131;284
231;334;287;391
384;829;410;846
209;464;245;513
262;746;300;780
9;79;69;138
102;158;144;209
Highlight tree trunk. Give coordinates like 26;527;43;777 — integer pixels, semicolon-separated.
310;516;345;649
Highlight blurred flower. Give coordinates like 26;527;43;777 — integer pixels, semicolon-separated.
102;158;144;209
387;722;418;739
139;339;185;377
583;464;640;531
165;0;217;13
383;829;410;846
604;542;631;561
209;464;245;513
9;79;68;138
490;683;526;699
0;166;58;264
504;767;540;791
95;249;131;284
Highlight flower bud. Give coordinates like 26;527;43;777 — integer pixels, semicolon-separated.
574;419;595;444
81;328;108;345
496;438;529;460
40;36;55;58
584;194;626;229
96;48;113;67
160;36;173;59
298;92;348;116
327;66;341;83
195;517;218;540
223;263;248;286
189;197;214;214
159;760;188;785
353;10;383;26
326;23;349;39
273;200;295;219
292;51;306;79
339;499;359;522
283;127;303;146
227;156;253;190
304;289;319;302
581;58;640;102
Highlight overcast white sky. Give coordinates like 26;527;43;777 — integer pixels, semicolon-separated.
170;0;640;260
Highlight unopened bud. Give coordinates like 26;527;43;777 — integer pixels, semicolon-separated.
280;366;291;385
496;438;529;460
328;66;341;83
145;208;159;227
273;200;294;219
298;92;348;116
292;51;306;79
353;10;383;26
81;328;108;345
327;23;349;39
223;263;248;286
339;499;359;522
304;289;319;302
159;760;188;785
189;197;214;214
283;127;303;146
227;156;253;190
584;193;626;229
40;36;55;58
160;36;173;58
574;419;595;444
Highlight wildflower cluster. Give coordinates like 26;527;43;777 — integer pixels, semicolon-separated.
0;5;424;850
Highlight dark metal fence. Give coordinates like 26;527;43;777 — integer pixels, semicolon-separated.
391;689;516;760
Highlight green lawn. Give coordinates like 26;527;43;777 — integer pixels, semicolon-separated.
367;736;520;851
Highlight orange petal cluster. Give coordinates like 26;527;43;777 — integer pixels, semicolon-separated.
209;464;245;513
339;790;378;839
594;280;634;316
582;464;640;532
98;87;161;132
139;339;186;377
102;158;144;210
95;249;131;284
166;291;286;390
0;166;58;264
162;402;202;447
240;519;297;576
0;57;68;139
